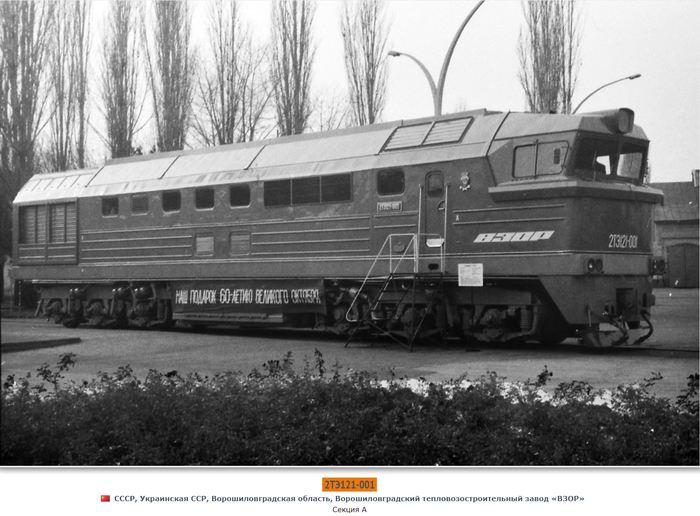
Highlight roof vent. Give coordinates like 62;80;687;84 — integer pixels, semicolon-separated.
382;117;473;152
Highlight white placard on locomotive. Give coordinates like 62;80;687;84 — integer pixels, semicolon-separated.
458;263;483;287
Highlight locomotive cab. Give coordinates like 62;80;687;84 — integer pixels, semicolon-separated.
571;108;647;184
476;108;662;347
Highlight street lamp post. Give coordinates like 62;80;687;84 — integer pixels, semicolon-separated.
572;74;641;114
387;50;439;115
388;0;485;116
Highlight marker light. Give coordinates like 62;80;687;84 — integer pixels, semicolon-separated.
595;259;604;272
586;258;596;273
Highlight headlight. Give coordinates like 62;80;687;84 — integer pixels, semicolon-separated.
585;257;604;274
586;258;596;273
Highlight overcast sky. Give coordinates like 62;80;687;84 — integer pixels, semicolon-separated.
101;0;700;183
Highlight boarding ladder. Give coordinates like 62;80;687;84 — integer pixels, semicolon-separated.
344;232;447;351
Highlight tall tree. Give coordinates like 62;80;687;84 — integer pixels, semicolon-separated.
101;0;144;159
72;1;90;168
194;0;270;146
194;0;243;146
0;1;54;256
237;38;272;142
340;0;388;126
270;0;316;136
48;1;90;171
517;0;581;114
143;0;195;152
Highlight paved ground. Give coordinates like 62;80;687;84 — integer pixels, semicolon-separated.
1;288;697;400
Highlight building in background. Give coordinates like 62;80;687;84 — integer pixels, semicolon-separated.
650;170;699;288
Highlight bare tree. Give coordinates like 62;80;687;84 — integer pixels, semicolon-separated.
311;90;349;132
0;1;55;256
270;0;316;136
48;1;90;171
517;0;581;113
48;2;75;171
194;0;271;146
237;39;273;142
340;0;388;126
143;0;195;152
194;0;243;146
73;1;90;168
101;1;144;159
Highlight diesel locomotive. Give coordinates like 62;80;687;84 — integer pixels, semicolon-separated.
10;107;664;348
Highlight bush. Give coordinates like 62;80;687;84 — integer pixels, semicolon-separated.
1;353;698;465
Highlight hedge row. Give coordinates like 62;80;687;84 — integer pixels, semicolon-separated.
2;352;698;465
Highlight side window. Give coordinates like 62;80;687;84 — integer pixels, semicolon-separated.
292;177;320;205
229;184;251;207
102;197;119;216
513;145;535;178
426;171;444;198
131;194;149;214
162;190;181;212
536;142;568;176
321;174;352;202
195;188;215;209
264;179;291;207
377;169;404;195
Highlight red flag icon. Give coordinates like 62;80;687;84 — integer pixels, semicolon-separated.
100;495;111;502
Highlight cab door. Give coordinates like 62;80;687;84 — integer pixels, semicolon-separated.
422;170;446;271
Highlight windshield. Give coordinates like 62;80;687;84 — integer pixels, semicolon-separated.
574;137;647;183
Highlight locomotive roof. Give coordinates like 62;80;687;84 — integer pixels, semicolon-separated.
13;108;648;205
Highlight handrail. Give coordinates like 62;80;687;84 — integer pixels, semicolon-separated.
345;233;418;322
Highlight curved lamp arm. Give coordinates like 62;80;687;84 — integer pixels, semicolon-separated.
388;50;439;115
572;74;641;114
435;0;485;116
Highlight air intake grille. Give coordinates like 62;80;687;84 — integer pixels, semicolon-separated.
383;123;431;151
382;117;472;151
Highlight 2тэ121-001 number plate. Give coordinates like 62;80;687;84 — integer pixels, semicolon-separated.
608;233;639;249
322;478;377;492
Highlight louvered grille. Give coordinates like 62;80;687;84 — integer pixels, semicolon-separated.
19;206;36;243
50;204;66;243
66;203;77;242
383;123;431;150
423;118;472;145
36;206;47;243
382;117;472;151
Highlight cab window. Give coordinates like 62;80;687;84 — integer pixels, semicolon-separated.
574;137;646;182
513;141;568;178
